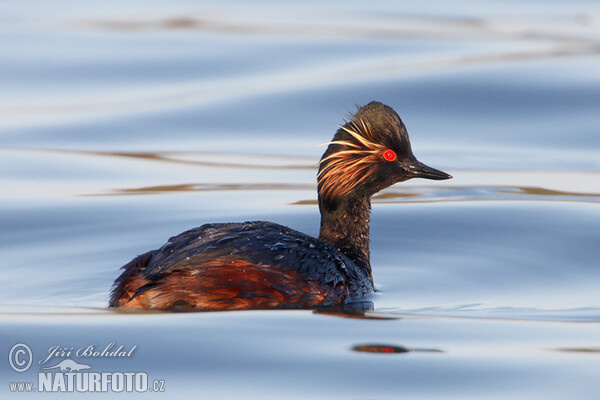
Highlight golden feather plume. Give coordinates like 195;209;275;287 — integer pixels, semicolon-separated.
318;118;385;200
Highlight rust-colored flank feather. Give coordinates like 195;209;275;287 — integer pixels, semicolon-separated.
317;118;385;201
112;256;346;311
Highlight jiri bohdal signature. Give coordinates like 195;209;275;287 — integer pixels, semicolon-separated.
39;343;137;365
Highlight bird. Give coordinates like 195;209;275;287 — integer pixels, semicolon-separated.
109;101;451;311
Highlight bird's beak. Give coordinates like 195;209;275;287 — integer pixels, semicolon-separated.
405;160;452;180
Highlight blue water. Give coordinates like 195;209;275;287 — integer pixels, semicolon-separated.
1;1;599;399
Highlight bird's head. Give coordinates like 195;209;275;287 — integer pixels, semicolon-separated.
317;101;451;205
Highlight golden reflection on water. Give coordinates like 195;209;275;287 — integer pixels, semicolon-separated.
313;309;400;320
99;182;314;196
96;183;600;201
16;147;314;170
98;181;600;203
102;151;313;170
77;11;600;78
6;147;600;203
80;12;599;46
5;8;599;127
503;186;600;197
293;185;600;206
554;347;600;354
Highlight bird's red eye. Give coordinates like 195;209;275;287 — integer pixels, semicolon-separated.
383;150;397;161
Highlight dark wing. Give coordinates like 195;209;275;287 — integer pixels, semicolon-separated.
110;221;373;310
143;221;369;292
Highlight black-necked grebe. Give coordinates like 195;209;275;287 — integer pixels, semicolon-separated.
109;101;451;311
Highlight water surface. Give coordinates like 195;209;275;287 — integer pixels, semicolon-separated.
1;1;599;399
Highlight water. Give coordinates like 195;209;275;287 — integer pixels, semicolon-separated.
1;1;599;398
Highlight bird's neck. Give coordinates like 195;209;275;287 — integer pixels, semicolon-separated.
318;195;372;278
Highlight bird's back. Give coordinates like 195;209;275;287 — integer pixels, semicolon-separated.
110;221;373;310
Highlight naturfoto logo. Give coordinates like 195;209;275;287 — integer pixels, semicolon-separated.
8;342;165;393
